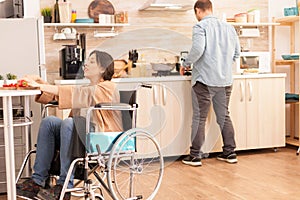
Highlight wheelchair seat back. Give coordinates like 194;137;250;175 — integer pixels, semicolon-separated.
119;90;137;131
87;89;137;153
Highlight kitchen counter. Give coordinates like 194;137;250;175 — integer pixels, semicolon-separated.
54;73;286;156
233;73;286;79
55;73;286;85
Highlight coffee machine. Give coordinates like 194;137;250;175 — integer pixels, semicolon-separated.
59;33;86;79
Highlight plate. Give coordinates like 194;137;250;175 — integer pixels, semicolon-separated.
88;0;115;23
282;54;299;60
281;55;292;60
75;18;94;23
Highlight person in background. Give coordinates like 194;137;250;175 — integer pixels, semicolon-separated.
180;0;240;166
16;50;123;200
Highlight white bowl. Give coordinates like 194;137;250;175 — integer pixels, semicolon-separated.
53;33;67;40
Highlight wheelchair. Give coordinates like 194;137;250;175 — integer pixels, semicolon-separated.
16;84;164;200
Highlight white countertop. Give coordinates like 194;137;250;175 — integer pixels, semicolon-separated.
233;73;286;79
0;89;41;97
54;73;287;85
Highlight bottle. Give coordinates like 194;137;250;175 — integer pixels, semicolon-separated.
59;0;72;23
71;10;77;23
54;0;60;23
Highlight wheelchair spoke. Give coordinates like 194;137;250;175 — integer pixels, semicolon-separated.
107;129;164;200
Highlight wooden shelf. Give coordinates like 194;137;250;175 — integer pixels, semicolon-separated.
276;16;299;24
286;101;299;104
44;23;130;27
273;15;300;153
275;59;299;65
229;22;280;27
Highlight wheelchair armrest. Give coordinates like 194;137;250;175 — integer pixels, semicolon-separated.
95;103;133;109
42;101;59;118
47;100;59;105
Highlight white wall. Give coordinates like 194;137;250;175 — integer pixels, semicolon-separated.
23;0;40;17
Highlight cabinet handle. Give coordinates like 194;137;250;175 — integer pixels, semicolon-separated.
248;81;253;101
162;85;167;105
240;81;245;102
153;85;158;105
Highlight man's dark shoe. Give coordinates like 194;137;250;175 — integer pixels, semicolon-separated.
16;179;41;199
217;152;238;163
182;155;202;166
37;184;70;200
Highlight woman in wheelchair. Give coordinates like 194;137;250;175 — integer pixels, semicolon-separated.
17;50;123;200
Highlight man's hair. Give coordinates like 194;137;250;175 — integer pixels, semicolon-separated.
194;0;212;12
89;50;114;81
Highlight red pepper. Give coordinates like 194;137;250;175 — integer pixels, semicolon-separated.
17;80;28;87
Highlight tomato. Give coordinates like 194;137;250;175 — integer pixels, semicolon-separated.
3;83;17;87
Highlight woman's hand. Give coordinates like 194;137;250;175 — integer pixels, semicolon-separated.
24;75;47;84
22;77;41;88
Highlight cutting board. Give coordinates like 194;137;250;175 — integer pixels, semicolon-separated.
88;0;115;23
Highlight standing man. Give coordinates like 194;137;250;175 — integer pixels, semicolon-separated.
181;0;240;166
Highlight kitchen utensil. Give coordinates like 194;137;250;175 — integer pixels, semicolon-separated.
151;63;175;72
88;0;115;23
61;27;77;39
53;33;67;40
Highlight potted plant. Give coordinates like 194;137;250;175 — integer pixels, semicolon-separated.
6;73;17;85
41;7;53;23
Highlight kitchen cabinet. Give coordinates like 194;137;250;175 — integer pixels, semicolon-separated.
272;16;300;154
56;75;285;157
115;78;192;157
115;75;285;156
203;75;286;153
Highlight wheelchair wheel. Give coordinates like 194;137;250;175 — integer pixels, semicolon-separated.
107;128;164;200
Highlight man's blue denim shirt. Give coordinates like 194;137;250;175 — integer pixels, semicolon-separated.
183;15;240;87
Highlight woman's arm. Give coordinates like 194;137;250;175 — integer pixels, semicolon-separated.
23;75;59;95
39;84;59;95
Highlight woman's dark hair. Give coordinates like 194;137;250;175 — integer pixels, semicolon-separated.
89;50;114;81
194;0;212;12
